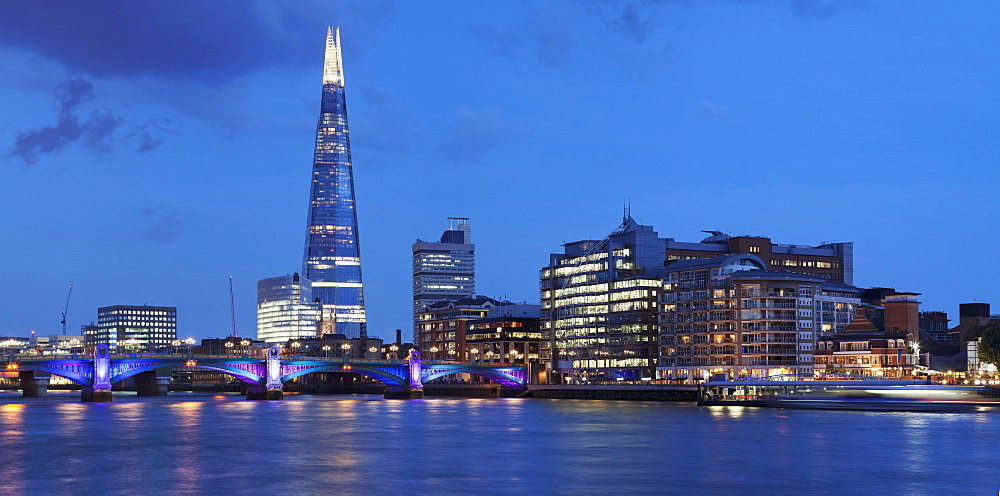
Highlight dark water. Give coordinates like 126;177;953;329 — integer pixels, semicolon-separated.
0;391;997;495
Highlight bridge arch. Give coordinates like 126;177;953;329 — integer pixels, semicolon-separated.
12;362;92;386
109;360;264;385
422;365;527;387
281;365;407;386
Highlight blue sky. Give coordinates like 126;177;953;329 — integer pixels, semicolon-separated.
1;1;997;341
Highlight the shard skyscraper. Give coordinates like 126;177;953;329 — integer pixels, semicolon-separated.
302;27;367;338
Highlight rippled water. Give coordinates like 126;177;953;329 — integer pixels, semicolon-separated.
0;391;997;495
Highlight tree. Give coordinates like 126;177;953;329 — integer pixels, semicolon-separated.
977;324;1000;368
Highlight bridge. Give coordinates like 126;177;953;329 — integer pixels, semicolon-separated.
3;345;528;402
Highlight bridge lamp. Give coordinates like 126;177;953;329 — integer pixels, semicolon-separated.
389;344;398;351
185;338;195;345
5;362;17;371
368;346;378;353
341;343;351;360
240;339;250;346
322;345;331;357
225;341;234;351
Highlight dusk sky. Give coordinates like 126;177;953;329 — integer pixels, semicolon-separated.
2;1;997;342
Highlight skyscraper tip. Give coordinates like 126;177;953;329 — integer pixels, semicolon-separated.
323;26;344;87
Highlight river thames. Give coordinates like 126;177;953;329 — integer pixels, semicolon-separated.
0;391;997;495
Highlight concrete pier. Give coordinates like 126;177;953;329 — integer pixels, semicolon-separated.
384;386;424;399
246;385;284;400
19;371;50;397
135;370;171;396
81;387;113;402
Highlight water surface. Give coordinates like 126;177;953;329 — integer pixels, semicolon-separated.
0;391;996;495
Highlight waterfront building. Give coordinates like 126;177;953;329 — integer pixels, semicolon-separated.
256;273;320;343
920;311;952;344
657;254;819;382
416;295;496;360
0;336;29;354
412;217;475;343
664;231;854;284
540;216;663;381
90;305;177;352
958;303;999;376
302;27;367;338
465;304;544;366
814;308;918;378
814;282;860;337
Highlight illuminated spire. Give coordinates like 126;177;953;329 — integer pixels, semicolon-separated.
323;26;345;87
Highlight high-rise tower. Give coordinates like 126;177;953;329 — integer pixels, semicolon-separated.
302;27;367;338
412;218;476;342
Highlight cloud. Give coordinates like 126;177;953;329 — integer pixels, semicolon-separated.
435;109;517;164
695;100;731;119
790;0;869;18
7;77;123;164
140;207;184;243
128;118;173;153
0;1;397;84
607;3;657;44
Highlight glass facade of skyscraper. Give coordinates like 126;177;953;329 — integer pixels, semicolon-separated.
257;274;319;343
302;27;367;338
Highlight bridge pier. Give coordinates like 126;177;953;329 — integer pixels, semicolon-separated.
19;371;50;397
135;370;171;396
81;387;113;402
246;385;284;400
384;386;424;399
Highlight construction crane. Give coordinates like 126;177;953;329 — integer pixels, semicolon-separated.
60;284;74;334
229;276;238;337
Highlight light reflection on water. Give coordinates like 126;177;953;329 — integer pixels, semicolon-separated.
0;392;997;494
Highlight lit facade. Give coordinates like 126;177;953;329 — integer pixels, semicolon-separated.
814;282;860;337
657;255;820;381
540;216;663;381
412;217;475;342
416;296;495;360
91;305;177;352
466;304;544;366
664;232;854;284
257;273;319;343
302;27;367;338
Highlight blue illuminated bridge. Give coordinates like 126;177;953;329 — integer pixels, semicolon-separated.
4;346;527;402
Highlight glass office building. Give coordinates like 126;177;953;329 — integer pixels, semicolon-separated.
412;217;475;343
90;305;177;353
257;274;319;343
302;27;367;338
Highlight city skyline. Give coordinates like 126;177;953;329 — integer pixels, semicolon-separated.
1;2;998;342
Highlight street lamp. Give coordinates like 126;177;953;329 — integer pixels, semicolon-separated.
429;346;439;360
341;343;351;361
291;341;301;355
323;345;331;358
225;341;234;353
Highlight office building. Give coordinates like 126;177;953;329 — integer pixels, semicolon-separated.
657;254;819;381
540;216;664;381
90;305;177;352
415;295;496;360
412;217;475;342
665;231;854;284
257;273;320;343
466;304;544;367
302;27;367;338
